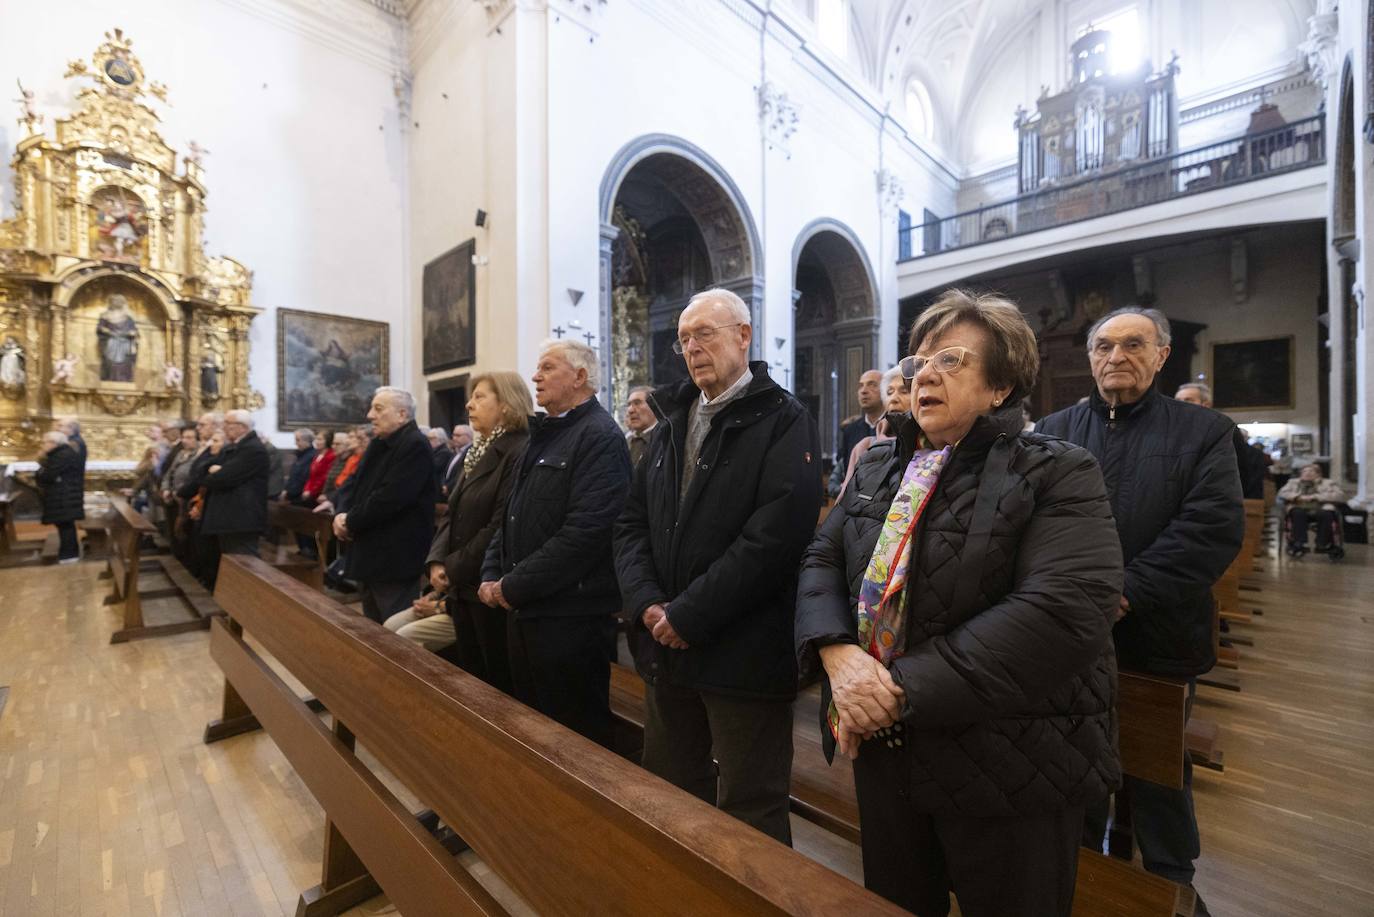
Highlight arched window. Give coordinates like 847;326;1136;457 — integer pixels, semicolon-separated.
817;0;848;58
905;78;934;140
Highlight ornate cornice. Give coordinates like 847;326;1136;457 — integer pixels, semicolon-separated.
213;0;406;73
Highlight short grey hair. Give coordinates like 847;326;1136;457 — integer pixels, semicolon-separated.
539;340;600;388
44;430;69;447
1177;382;1212;403
429;426;449;441
685;288;750;325
1086;306;1173;351
374;386;416;418
57;417;81;435
225;409;254;429
880;366;906;397
294;427;315;444
199;411;224;425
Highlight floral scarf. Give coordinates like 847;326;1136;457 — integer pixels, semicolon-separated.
462;425;505;478
828;444;951;740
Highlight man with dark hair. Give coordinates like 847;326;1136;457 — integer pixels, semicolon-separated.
615;288;821;844
1038;306;1243;916
335;388;437;623
828;370;884;496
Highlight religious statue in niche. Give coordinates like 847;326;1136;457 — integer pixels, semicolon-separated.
201;347;223;400
0;336;25;393
96;294;139;382
50;352;79;385
91;187;148;263
163;361;183;390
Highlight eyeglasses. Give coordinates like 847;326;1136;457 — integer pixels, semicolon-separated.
1090;337;1157;358
673;323;743;354
900;346;977;379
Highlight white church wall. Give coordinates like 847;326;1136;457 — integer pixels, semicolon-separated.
0;0;410;446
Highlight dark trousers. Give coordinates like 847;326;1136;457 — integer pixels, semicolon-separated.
359;578;422;624
217;532;260;556
854;735;1081;917
642;681;794;845
1085;679;1200;885
453;599;513;695
1289;506;1337;548
507;613;615;748
56;521;79;560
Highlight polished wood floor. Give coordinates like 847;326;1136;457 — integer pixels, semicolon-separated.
0;536;1370;915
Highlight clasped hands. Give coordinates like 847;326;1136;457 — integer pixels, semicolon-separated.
642;603;688;650
477;578;512;610
819;643;905;761
331;512;350;541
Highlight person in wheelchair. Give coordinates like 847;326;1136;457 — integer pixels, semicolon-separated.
1278;463;1346;555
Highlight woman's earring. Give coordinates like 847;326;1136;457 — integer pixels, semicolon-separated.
993;399;1002;407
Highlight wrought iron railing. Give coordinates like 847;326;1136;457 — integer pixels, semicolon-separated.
901;114;1325;261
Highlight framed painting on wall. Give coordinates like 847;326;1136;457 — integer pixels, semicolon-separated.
1210;337;1295;412
422;240;477;374
277;309;389;431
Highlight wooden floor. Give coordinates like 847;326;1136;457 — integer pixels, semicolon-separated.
0;536;1370;915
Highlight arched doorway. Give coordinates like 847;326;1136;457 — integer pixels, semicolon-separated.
599;136;762;411
791;221;878;461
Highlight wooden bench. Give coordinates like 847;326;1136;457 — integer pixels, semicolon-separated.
0;491;17;553
265;501;335;590
209;555;906;917
104;496;218;644
609;663;1189;917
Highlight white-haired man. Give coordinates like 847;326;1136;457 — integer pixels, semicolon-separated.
336;387;437;623
200;409;271;568
441;424;474;497
1175;382;1270;500
479;340;631;746
614;288;821;844
427;425;455;492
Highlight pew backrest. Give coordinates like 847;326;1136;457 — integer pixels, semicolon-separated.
213;555;906;917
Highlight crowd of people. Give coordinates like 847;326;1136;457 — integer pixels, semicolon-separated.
34;284;1346;917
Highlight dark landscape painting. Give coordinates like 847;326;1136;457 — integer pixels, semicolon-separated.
423;240;476;373
1212;337;1294;411
278;309;389;430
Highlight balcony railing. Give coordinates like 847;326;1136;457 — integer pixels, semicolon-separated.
901;114;1326;261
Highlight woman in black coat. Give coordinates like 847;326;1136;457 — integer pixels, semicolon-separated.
36;431;85;562
384;371;531;691
795;290;1123;917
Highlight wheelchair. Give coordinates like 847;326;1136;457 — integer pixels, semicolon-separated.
1283;502;1345;561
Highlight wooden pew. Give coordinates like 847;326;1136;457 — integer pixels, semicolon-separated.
104;496;219;644
609;664;1189;917
209;555;906;917
265;501;334;590
0;491;17;553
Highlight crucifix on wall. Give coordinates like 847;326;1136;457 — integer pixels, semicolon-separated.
552;326;566;338
583;331;596;348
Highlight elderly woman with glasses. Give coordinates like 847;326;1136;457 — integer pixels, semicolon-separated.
795;289;1124;917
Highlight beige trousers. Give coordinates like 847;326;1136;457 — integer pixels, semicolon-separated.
382;607;456;652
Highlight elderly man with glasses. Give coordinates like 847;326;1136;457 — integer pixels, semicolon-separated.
1037;306;1243;916
614;288;821;844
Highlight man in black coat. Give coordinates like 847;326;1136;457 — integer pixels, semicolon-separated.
1175;383;1270;500
480;342;630;747
200;410;271;561
427;426;455;492
37;431;85;562
282;428;317;502
614;290;821;844
1038;307;1243;914
56;417;87;477
827;370;884;496
335;388;436;623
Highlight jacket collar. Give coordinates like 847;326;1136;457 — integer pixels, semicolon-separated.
649;360;780;424
377;418;419;447
893;401;1024;466
1089;382;1160;422
529;395;603;434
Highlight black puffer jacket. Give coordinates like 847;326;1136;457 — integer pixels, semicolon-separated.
614;363;822;700
1037;387;1244;677
482;397;630;617
36;444;85;524
797;404;1123;816
344;420;437;584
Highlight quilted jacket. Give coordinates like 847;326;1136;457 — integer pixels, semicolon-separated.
36;444;85;524
796;403;1123;816
482;397;631;618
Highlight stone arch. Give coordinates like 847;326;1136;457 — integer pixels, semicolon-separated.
790;219;879;462
598;135;763;405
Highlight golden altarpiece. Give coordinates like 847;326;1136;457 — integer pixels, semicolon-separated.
0;30;261;465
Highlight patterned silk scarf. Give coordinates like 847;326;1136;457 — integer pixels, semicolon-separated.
828;444;951;740
462;425;505;478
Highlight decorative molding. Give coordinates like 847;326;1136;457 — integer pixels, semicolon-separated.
757;81;800;157
214;0;406;73
393;70;414;129
876;168;905;214
1299;1;1340;91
